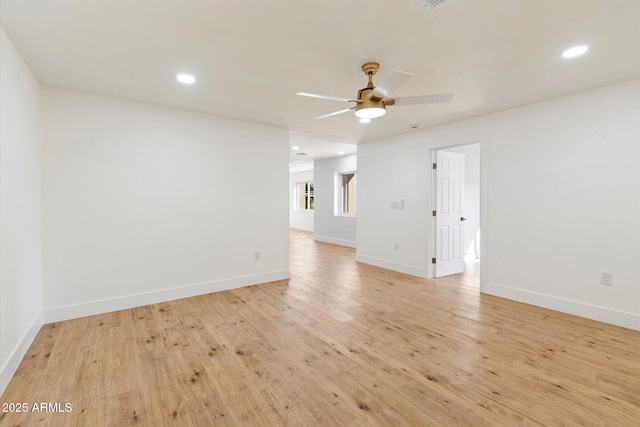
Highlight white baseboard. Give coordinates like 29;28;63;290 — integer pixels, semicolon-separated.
289;226;314;232
483;282;640;331
314;235;356;248
1;311;43;396
44;269;290;323
355;253;427;278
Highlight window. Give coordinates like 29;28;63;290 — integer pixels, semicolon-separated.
296;182;314;210
337;172;356;216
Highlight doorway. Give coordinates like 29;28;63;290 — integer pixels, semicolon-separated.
431;143;481;278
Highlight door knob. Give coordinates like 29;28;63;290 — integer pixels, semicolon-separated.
461;217;467;221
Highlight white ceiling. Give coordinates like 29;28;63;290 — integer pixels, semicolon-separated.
288;132;357;165
2;0;639;152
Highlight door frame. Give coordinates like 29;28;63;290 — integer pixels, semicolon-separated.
428;136;488;292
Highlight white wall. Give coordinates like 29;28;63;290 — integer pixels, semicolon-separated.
356;138;431;277
314;154;357;247
290;169;314;232
357;79;640;330
0;28;44;394
42;87;290;322
443;144;480;260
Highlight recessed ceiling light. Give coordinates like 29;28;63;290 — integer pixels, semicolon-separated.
176;73;196;84
359;118;371;124
338;151;345;155
291;146;300;150
562;45;589;59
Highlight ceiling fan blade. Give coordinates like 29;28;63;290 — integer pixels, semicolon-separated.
297;92;352;103
314;108;352;119
390;93;453;106
368;70;412;99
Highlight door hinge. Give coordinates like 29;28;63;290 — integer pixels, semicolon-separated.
432;163;437;169
432;258;436;264
432;210;436;216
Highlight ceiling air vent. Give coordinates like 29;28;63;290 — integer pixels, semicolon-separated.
415;0;449;9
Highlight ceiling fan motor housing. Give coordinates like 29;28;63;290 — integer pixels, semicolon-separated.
356;87;386;116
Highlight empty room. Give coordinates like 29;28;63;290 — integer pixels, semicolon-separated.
1;0;639;426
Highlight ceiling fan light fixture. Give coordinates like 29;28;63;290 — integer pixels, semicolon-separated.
355;83;387;119
355;107;386;119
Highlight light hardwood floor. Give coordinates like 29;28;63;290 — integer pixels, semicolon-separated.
2;230;639;426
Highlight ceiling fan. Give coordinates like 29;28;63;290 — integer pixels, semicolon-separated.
297;62;453;120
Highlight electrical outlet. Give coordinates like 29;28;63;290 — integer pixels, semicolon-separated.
254;251;261;261
600;272;612;286
394;243;399;251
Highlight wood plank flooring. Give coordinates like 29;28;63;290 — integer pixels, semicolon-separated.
1;229;639;426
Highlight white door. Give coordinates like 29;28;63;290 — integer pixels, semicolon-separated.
435;150;465;277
